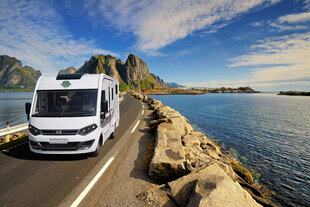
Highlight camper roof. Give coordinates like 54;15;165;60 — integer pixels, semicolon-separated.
36;74;103;90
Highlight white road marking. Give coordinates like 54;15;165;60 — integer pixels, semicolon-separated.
131;120;140;133
142;109;144;115
2;141;28;152
70;157;114;207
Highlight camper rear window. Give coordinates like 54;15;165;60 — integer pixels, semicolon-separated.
32;89;98;117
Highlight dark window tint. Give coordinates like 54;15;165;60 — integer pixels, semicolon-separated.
108;87;110;109
115;84;118;94
33;89;98;117
112;88;114;100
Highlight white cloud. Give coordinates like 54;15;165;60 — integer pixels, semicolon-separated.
230;33;310;67
278;11;310;23
226;32;310;90
269;22;307;31
0;0;117;74
83;0;280;55
251;21;264;27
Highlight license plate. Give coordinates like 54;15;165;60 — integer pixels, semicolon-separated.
49;139;68;144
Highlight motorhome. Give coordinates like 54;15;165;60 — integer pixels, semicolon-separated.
25;73;119;157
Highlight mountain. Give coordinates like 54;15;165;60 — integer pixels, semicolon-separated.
0;55;41;89
151;73;167;88
166;82;185;88
58;66;76;74
76;54;164;91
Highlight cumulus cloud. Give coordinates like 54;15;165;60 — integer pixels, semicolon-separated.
0;0;117;74
83;0;280;55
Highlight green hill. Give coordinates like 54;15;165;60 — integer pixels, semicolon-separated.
0;55;41;91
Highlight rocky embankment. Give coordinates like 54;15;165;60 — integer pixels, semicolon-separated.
132;92;275;207
278;91;310;96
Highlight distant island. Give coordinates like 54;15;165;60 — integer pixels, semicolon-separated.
205;87;260;93
278;91;310;96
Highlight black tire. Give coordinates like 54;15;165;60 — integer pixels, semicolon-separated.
89;141;100;157
109;131;115;139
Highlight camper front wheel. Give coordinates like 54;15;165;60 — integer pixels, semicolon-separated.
89;140;100;157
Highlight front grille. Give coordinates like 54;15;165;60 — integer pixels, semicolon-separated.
39;142;80;151
31;139;95;151
41;130;78;135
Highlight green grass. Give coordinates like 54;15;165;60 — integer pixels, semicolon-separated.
119;83;128;92
0;87;34;92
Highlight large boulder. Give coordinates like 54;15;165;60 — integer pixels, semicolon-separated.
168;163;261;207
148;106;195;181
148;122;188;182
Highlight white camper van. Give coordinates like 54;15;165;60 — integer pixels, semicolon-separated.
25;73;120;157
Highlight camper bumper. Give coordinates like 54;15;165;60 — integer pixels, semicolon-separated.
28;128;100;154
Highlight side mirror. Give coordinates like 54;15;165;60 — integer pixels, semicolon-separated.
25;102;31;120
100;112;106;120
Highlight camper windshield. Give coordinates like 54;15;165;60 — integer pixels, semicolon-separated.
32;89;98;117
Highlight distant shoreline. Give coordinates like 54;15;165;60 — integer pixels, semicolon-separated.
0;88;34;92
278;91;310;96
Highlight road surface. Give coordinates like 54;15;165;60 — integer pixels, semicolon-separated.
0;94;143;207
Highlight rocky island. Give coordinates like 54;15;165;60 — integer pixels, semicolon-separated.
132;92;275;207
278;91;310;96
205;87;260;93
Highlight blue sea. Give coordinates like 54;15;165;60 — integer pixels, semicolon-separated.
0;92;33;129
150;93;310;207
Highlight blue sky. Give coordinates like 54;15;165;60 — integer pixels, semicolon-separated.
0;0;310;91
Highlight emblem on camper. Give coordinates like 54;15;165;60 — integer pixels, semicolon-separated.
61;81;71;88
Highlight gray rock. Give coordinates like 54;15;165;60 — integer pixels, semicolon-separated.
186;165;262;207
167;163;261;207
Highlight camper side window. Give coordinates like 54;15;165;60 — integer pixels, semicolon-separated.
108;87;110;109
112;88;114;100
101;90;105;112
115;84;118;95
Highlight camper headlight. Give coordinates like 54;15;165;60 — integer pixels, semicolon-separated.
78;124;98;136
29;124;41;136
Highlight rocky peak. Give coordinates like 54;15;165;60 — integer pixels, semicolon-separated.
0;55;22;72
78;55;124;84
58;66;76;74
123;54;158;88
75;53;164;90
0;55;41;88
151;73;167;88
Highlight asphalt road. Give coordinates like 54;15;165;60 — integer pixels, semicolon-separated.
0;94;143;207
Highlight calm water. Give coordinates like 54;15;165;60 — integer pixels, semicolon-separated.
151;93;310;207
0;92;33;129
